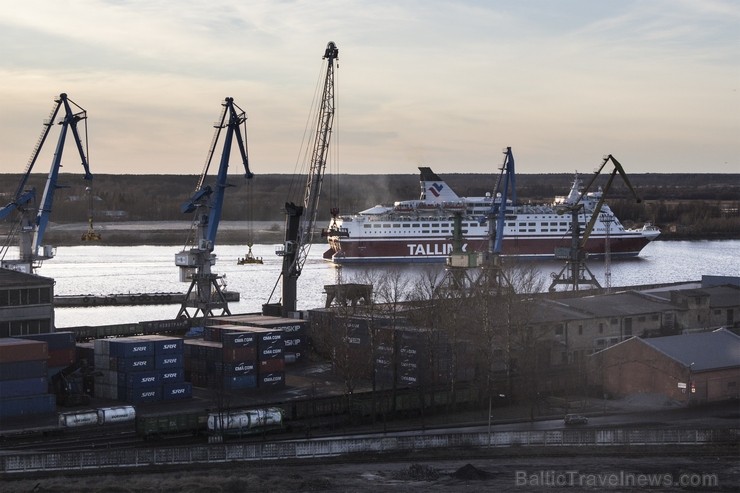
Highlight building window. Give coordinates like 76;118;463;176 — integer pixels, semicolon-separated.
599;323;604;333
578;325;583;335
555;326;563;336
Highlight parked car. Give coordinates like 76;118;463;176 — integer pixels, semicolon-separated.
564;414;588;425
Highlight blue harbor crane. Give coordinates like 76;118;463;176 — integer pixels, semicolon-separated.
435;147;516;297
0;93;93;274
264;41;344;318
175;97;253;319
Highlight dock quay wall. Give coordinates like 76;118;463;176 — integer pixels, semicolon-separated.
1;427;735;476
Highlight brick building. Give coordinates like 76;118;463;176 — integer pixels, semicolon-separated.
590;328;740;405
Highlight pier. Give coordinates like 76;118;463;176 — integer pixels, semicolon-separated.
54;291;240;307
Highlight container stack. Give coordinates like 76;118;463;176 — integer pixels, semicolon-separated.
19;332;76;376
185;320;286;391
94;335;190;404
211;314;307;364
185;336;258;391
0;338;56;419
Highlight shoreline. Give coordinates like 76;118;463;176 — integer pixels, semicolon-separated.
4;221;739;247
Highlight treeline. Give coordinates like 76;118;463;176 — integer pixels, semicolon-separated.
1;172;738;239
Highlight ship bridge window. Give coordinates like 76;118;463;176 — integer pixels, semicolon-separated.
412;223;420;227
402;223;410;227
421;223;430;227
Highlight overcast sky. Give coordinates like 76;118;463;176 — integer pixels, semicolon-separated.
1;0;737;177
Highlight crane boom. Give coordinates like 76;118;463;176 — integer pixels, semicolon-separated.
266;41;338;317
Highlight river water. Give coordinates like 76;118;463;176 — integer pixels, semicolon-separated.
26;240;740;329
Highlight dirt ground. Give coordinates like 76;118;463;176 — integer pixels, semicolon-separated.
3;449;738;493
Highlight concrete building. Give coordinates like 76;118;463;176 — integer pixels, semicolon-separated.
0;268;55;337
590;328;740;405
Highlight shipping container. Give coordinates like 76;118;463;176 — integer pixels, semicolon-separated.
0;338;48;363
154;353;182;369
218;361;257;375
162;382;192;401
0;359;47;381
18;331;75;351
111;356;155;372
221;345;257;362
128;334;184;354
159;368;185;383
124;387;162;404
47;348;76;367
107;338;155;358
0;393;55;419
117;371;160;388
259;371;285;388
0;376;48;398
259;358;285;373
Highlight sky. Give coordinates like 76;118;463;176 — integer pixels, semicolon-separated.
0;0;738;177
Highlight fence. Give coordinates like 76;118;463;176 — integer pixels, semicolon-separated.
1;427;736;475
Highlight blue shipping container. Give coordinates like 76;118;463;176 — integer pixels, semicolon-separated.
124;386;161;404
114;357;155;372
159;369;185;383
154;354;183;369
117;371;160;388
108;339;155;358
224;374;257;390
0;393;56;419
162;382;192;400
0;360;47;381
0;377;48;398
19;332;76;351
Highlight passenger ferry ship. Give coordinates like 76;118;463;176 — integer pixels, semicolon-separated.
323;167;660;264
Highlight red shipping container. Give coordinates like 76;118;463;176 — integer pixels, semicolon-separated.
0;339;48;363
259;358;285;373
48;348;76;367
222;346;257;362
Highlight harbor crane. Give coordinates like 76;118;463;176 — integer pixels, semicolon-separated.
548;154;641;292
175;97;253;320
264;41;344;318
436;147;516;297
0;93;93;274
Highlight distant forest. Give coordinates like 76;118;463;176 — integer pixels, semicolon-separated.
1;172;739;240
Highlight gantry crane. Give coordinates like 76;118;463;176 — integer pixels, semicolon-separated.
264;41;342;317
548;154;641;291
175;97;253;319
0;93;93;274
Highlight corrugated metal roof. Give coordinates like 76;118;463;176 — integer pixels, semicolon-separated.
647;285;740;308
641;328;740;372
556;291;670;317
0;268;54;288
